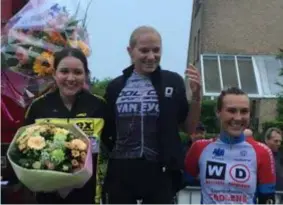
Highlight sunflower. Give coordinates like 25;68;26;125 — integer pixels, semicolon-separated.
68;40;90;56
33;52;54;76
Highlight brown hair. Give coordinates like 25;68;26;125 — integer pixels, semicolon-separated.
264;127;282;140
216;87;247;111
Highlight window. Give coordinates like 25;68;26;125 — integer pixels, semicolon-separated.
201;54;260;95
220;56;239;89
203;56;221;93
237;56;258;94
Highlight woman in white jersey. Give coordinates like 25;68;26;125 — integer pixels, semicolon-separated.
185;87;276;204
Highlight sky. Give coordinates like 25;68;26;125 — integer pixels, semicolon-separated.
85;0;193;80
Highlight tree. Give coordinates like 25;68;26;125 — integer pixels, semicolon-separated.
90;77;112;96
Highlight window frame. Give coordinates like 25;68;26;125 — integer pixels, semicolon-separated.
200;54;264;98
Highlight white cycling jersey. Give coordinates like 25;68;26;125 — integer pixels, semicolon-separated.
185;133;276;204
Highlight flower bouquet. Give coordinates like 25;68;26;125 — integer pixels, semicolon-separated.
1;0;92;97
7;123;93;197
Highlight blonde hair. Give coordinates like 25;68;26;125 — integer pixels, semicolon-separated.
129;26;162;48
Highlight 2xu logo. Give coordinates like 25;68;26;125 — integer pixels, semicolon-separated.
76;122;94;130
206;161;226;180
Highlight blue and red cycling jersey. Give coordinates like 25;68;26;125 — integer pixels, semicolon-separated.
185;132;276;204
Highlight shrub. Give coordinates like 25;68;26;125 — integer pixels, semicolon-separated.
261;120;283;133
200;100;219;134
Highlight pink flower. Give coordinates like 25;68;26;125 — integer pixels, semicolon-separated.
15;47;29;64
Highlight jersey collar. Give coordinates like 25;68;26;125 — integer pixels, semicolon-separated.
219;131;245;144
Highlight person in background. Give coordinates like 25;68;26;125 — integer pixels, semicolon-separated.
243;128;253;137
24;47;106;204
102;25;202;204
264;127;283;192
182;122;206;189
243;128;255;142
183;122;206;155
191;122;206;141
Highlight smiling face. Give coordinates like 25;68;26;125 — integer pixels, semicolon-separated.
127;30;161;75
217;94;250;137
53;56;86;98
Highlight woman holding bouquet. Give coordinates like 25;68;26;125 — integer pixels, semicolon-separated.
24;47;105;204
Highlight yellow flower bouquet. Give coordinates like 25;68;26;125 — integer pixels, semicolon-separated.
7;123;93;197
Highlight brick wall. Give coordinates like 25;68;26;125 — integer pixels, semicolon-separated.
258;99;278;131
201;0;283;55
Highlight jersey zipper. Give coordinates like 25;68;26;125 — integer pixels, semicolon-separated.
229;135;232;149
140;99;144;157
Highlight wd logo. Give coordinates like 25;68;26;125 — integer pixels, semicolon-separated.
213;148;225;157
206;161;226;180
229;164;250;183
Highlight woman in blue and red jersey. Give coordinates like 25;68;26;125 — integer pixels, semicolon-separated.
185;87;276;204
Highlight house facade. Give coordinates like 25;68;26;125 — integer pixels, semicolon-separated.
188;0;283;131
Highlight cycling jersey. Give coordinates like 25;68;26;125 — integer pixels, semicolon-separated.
185;132;276;204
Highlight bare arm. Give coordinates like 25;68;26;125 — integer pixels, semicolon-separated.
181;64;202;137
182;99;201;135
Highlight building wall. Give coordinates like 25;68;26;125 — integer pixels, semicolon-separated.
258;99;278;131
201;0;283;55
187;0;204;66
188;0;282;128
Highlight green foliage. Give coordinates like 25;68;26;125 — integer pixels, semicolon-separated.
90;77;112;96
179;100;219;143
200;100;219;133
253;132;263;142
179;132;188;143
277;97;283;121
277;48;283;59
261;120;283;133
205;133;218;139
